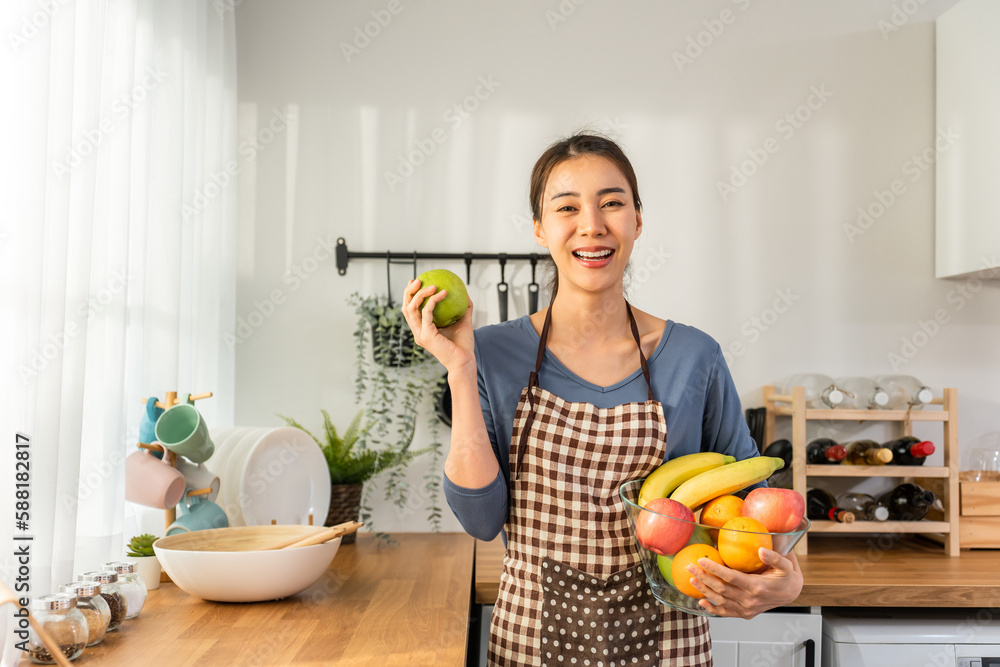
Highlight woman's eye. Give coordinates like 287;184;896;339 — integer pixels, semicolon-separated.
602;200;624;208
556;205;577;212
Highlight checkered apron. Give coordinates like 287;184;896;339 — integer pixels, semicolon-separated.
488;304;712;667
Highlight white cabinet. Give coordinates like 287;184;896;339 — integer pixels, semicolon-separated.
710;610;822;667
936;0;1000;279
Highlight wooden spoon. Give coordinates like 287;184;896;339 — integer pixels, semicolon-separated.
274;521;363;550
0;580;74;667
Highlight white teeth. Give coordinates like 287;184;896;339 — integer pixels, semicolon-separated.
574;249;613;259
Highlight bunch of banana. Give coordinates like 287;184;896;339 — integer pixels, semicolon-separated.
637;452;734;507
637;453;784;510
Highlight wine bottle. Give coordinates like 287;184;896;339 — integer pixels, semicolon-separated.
883;436;935;466
763;439;793;468
781;374;845;409
845;439;893;465
806;438;847;464
873;375;934;411
836;492;889;521
834;376;889;410
763;439;793;489
877;483;936;521
807;488;856;523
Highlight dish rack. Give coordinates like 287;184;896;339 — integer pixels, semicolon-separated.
762;385;960;556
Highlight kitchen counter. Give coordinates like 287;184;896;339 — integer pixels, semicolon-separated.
27;533;474;666
474;535;1000;607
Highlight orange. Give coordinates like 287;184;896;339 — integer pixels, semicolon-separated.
670;543;724;599
717;516;773;573
699;494;744;540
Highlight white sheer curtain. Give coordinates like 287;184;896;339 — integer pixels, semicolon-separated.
0;0;237;639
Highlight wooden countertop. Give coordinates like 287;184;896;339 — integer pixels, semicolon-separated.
474;535;1000;608
28;533;474;666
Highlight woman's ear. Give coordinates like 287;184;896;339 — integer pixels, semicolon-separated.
635;210;643;239
533;220;547;247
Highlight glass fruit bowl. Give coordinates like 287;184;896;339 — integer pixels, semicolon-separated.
619;478;810;617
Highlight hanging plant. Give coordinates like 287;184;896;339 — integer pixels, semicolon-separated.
350;294;427;368
346;292;445;541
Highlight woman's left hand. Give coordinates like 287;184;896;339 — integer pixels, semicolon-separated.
685;548;803;619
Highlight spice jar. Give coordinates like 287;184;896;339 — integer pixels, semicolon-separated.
59;582;110;646
105;560;147;619
24;593;87;664
77;570;127;631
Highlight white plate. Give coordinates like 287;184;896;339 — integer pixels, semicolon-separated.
238;427;330;527
223;428;268;526
213;427;259;525
208;426;236;453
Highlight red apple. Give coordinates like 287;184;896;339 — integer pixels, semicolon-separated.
742;487;806;534
635;497;695;556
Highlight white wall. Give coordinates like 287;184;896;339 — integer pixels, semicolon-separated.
232;0;1000;534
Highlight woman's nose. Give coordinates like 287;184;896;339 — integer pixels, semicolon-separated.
576;205;607;237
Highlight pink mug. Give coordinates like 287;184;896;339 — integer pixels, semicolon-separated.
125;445;186;509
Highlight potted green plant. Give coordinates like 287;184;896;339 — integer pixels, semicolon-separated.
126;534;161;590
278;408;437;543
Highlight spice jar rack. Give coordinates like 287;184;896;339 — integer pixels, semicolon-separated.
762;385;960;556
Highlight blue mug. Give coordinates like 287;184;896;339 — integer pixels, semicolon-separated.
139;396;165;451
167;493;229;535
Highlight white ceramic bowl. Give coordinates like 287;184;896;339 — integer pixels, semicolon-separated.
153;525;341;602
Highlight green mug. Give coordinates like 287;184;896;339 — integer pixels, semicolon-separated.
154;394;215;463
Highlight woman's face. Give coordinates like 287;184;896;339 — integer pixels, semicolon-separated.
534;154;642;297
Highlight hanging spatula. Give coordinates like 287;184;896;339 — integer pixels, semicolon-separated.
528;256;539;314
497;254;508;322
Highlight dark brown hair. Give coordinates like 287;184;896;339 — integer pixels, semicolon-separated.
529;133;642;223
529;132;641;303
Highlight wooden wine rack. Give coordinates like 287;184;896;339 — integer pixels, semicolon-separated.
763;386;960;556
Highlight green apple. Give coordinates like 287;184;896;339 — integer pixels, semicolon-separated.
690;525;715;547
657;554;676;587
416;269;469;327
658;527;714;587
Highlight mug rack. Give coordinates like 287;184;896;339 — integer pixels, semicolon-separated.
137;391;213;535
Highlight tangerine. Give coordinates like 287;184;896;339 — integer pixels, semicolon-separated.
670;543;724;599
717;516;773;573
699;494;744;541
700;495;744;529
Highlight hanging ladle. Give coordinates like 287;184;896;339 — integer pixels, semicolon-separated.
528;256;539;314
497;254;508;322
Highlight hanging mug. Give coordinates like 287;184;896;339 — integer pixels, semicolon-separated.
125;444;186;509
139;396;165;457
175;458;221;503
155;394;215;463
166;492;229;535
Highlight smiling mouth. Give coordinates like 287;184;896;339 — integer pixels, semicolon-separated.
572;249;614;260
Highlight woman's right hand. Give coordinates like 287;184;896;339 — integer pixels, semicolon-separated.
402;279;475;374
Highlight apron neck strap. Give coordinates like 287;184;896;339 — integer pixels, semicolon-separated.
515;300;655;480
530;300;653;398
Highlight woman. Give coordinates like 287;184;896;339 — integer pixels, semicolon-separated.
402;133;803;666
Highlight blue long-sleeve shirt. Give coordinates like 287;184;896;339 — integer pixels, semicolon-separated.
442;316;760;542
